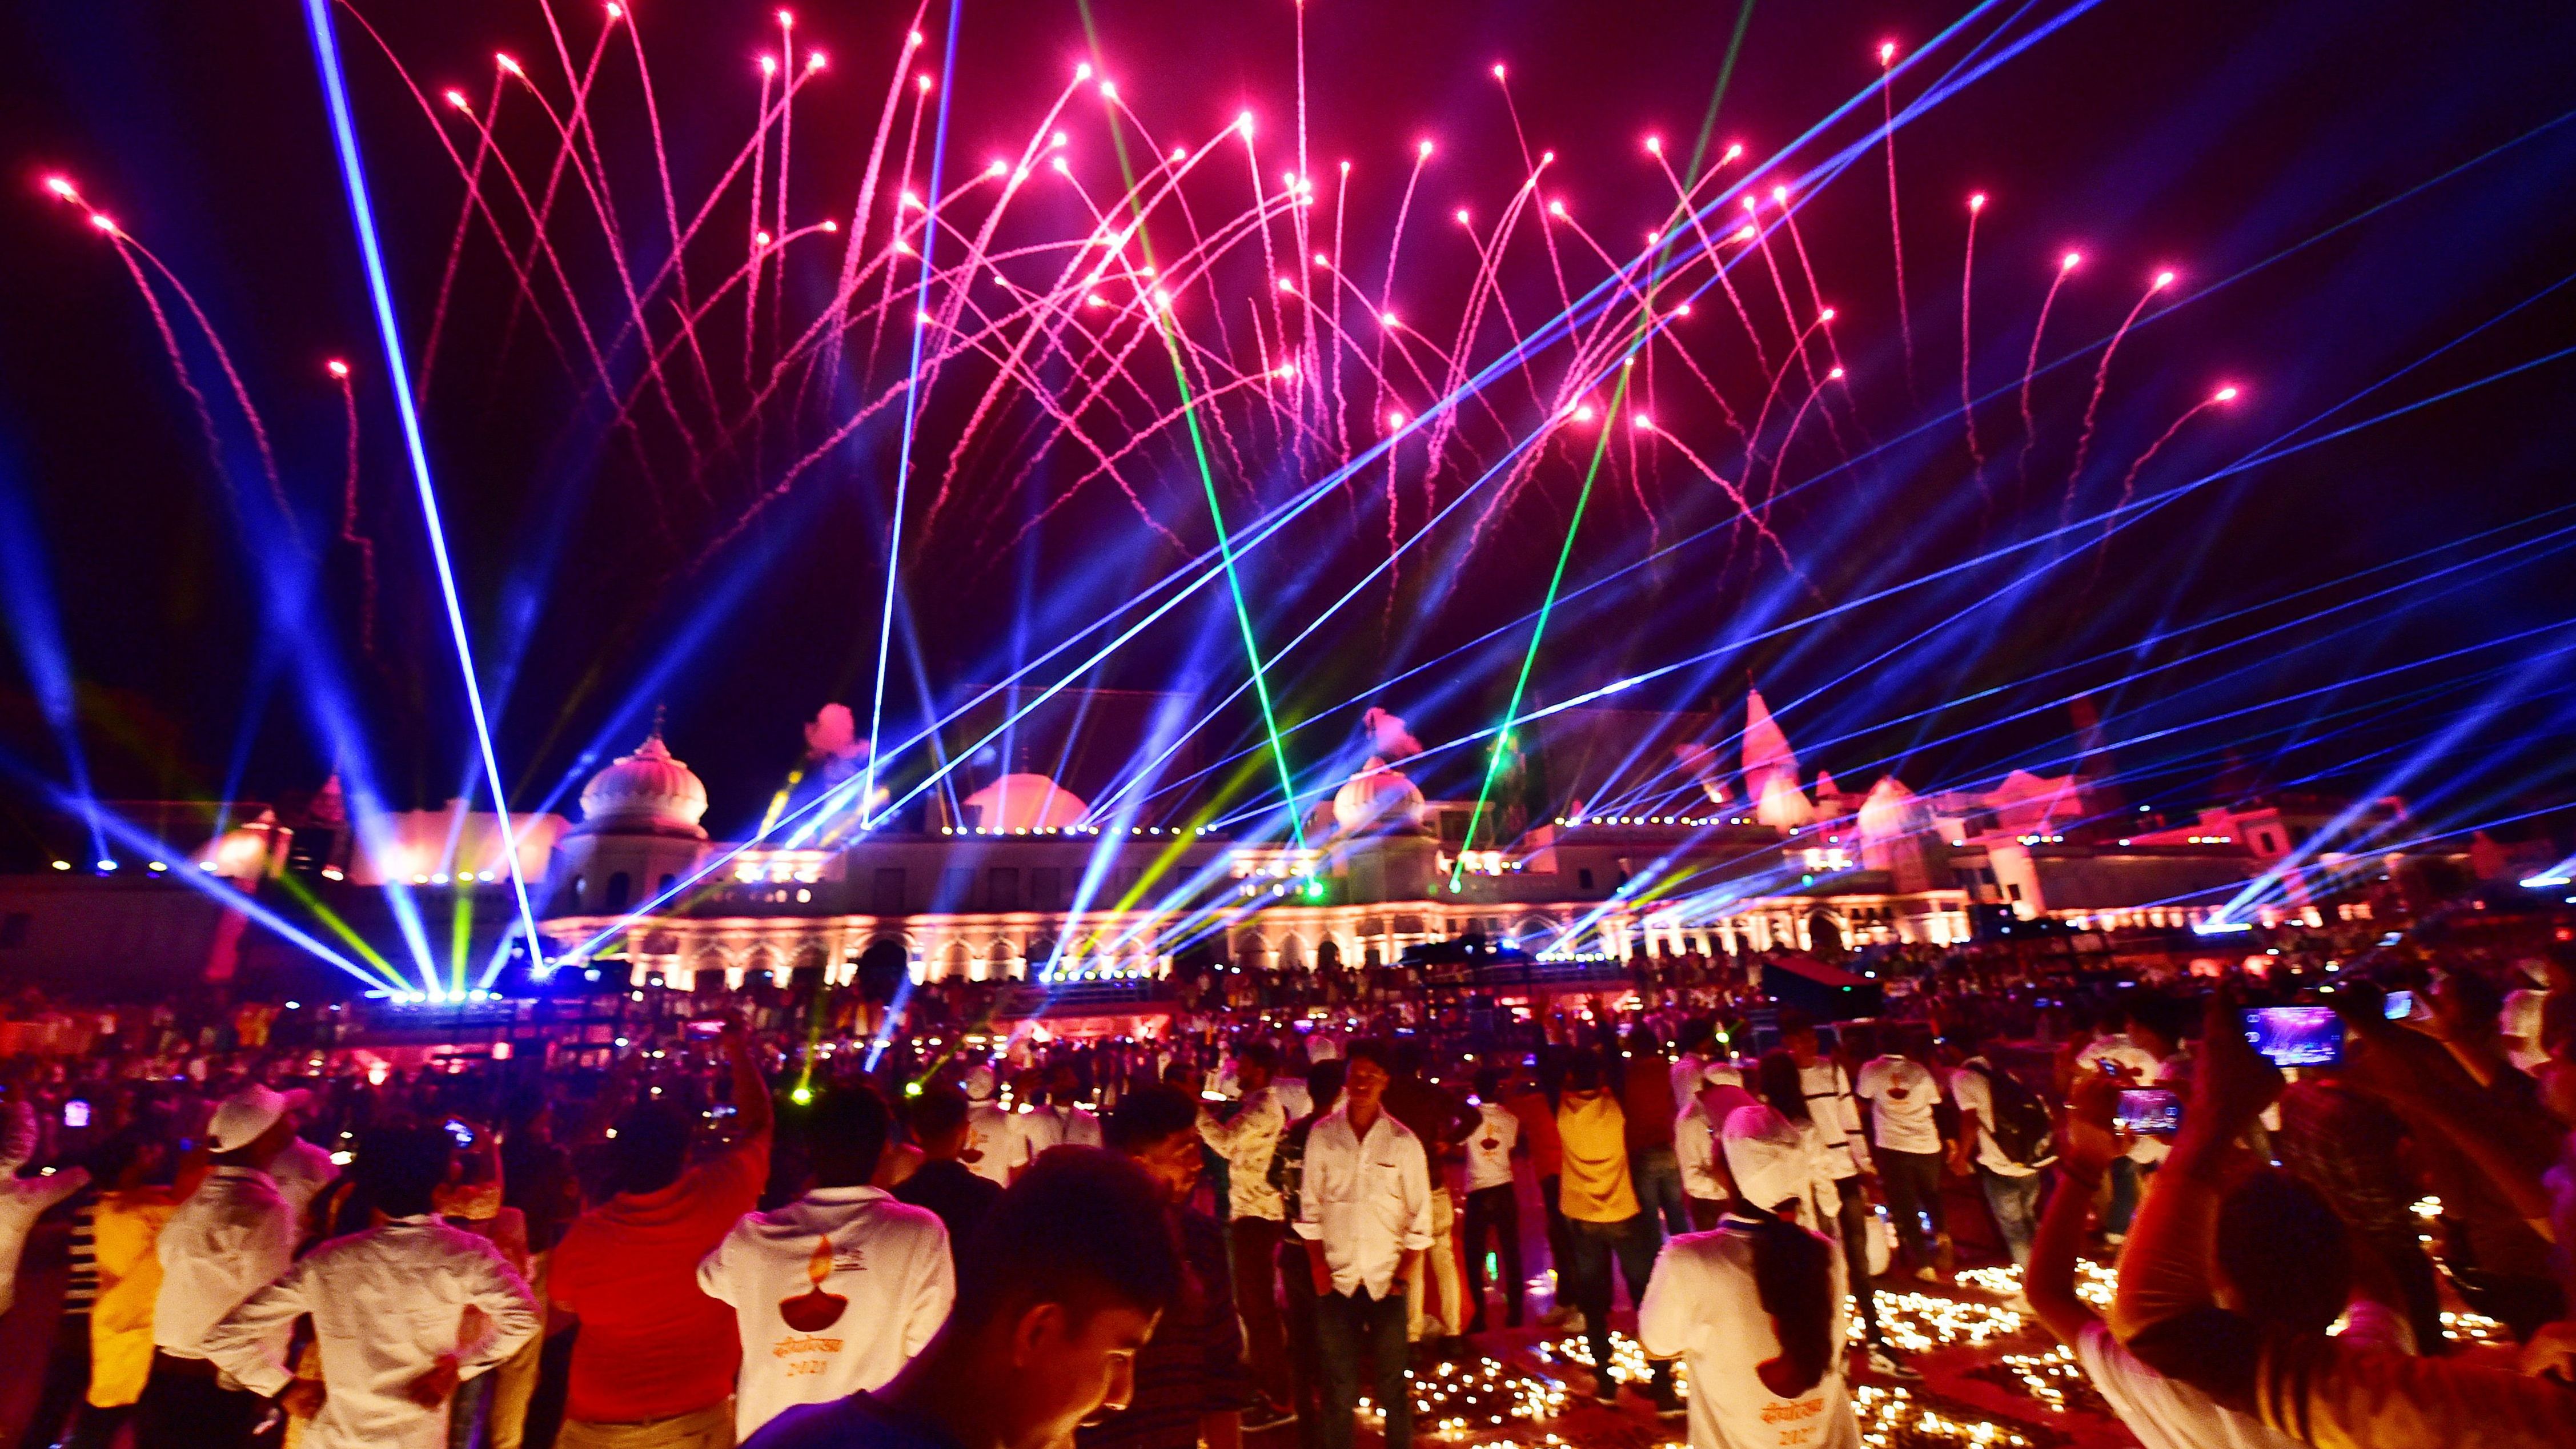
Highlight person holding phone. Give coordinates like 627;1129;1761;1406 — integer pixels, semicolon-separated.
2109;990;2576;1447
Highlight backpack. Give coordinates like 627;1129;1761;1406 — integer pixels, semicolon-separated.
1967;1061;2056;1167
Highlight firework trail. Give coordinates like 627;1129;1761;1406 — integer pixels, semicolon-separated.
2094;384;2238;570
42;1;2266;876
2064;268;2176;520
1879;41;1916;387
1959;192;1988;492
2016;248;2081;491
328;360;379;660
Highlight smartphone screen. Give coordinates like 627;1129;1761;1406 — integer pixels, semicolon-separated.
443;1118;476;1149
685;1018;726;1039
62;1100;91;1130
2114;1087;2182;1135
2240;1005;2345;1067
2382;990;2415;1021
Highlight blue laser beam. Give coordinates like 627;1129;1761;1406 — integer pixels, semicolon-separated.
861;0;964;836
302;0;546;966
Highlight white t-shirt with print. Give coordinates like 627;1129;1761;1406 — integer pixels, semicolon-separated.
696;1186;954;1440
961;1099;1014;1184
1853;1056;1944;1156
1638;1217;1858;1449
1462;1103;1520;1191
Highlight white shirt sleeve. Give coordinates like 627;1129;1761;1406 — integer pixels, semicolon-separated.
1398;1132;1435;1254
201;1255;314;1398
1635;1243;1695;1360
695;1218;747;1306
902;1222;956;1360
1836;1066;1874;1174
457;1242;543;1375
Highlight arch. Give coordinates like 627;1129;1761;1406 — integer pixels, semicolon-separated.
1277;933;1309;972
605;872;632;912
944;939;972;981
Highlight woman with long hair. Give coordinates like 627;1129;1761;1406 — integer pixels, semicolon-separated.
1638;1105;1858;1449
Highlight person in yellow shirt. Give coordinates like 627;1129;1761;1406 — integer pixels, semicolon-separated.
89;1134;202;1439
1555;1050;1682;1418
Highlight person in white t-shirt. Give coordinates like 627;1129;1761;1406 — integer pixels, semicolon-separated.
2078;997;2188;1240
1675;1073;1760;1231
1009;1063;1104;1181
2023;1070;2407;1449
1948;1044;2046;1270
958;1066;1013;1185
699;1085;955;1440
1853;1050;1948;1282
1638;1105;1857;1449
1458;1068;1524;1333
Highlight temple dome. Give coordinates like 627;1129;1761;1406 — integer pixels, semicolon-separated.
1857;776;1922;841
1332;758;1428;834
577;731;709;837
961;773;1089;831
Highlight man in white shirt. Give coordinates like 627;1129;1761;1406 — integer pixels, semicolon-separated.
1855;1049;1949;1283
1639;1107;1858;1449
265;1089;342;1231
1010;1062;1104;1181
1781;1015;1906;1378
202;1126;541;1449
1457;1067;1523;1332
700;1085;955;1440
959;1066;1014;1186
1670;1019;1719;1107
137;1083;302;1449
1197;1041;1294;1426
1295;1042;1432;1449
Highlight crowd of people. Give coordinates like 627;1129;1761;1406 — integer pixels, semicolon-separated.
1;912;2574;1449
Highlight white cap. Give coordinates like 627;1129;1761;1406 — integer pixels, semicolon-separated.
962;1065;997;1101
206;1085;290;1154
1721;1103;1811;1215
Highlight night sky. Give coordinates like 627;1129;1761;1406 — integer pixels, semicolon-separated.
1;0;2572;858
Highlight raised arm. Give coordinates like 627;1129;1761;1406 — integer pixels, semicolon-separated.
725;1020;774;1139
2025;1074;2120;1347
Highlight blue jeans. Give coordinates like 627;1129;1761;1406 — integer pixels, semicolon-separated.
1564;1217;1673;1396
1979;1167;2045;1268
1316;1287;1411;1449
1628;1145;1692;1239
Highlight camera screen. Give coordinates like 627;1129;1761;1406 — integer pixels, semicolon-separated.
2382;990;2414;1021
2113;1089;2181;1135
2241;1005;2345;1068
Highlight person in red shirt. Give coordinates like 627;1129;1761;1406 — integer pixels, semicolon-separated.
551;1025;773;1448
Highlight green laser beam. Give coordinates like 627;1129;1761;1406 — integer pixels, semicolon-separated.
1451;366;1634;888
1450;13;1759;889
1076;0;1305;852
